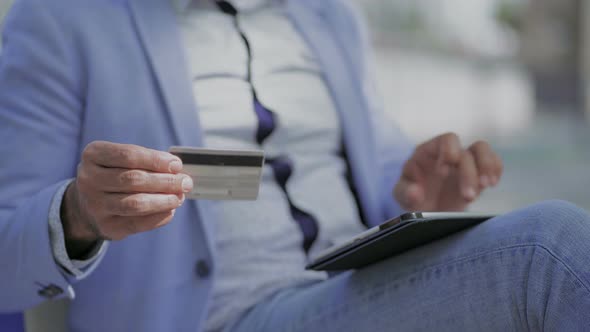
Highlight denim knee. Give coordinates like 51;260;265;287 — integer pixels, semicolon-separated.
506;200;590;266
498;201;590;328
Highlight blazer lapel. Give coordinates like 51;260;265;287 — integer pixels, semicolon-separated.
128;0;203;147
128;0;216;254
286;1;382;225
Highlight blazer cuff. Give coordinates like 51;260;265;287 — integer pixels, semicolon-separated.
48;179;108;280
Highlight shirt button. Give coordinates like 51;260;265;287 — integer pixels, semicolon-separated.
195;260;211;279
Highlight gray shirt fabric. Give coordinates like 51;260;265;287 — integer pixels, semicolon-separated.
177;1;366;330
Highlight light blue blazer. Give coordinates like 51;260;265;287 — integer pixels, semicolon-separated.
0;0;412;330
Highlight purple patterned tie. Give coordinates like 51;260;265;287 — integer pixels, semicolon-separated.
253;97;319;253
253;98;276;144
214;0;320;253
267;156;319;253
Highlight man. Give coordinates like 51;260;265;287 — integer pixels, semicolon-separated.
1;0;589;331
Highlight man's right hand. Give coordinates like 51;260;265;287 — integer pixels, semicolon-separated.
61;141;194;259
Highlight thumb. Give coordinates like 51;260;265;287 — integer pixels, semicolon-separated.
394;178;424;211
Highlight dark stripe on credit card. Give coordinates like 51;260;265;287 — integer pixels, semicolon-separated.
173;152;264;167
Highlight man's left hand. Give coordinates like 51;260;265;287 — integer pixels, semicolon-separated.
394;133;503;212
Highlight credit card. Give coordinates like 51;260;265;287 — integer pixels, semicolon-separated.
169;146;265;200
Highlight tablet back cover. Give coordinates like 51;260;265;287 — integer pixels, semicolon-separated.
309;215;494;271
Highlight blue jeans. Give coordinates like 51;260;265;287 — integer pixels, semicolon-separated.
226;201;590;331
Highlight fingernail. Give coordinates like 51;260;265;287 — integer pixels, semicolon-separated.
178;194;185;207
463;187;476;200
169;160;182;173
171;209;176;216
480;175;490;187
181;176;193;193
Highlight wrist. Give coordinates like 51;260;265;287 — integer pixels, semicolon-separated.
60;182;100;259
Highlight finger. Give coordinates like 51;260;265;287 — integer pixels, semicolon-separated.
415;133;462;176
491;153;504;186
458;151;479;201
103;210;177;241
83;141;183;173
435;133;462;175
468;141;497;188
90;166;194;194
399;153;426;184
394;178;425;211
104;193;184;217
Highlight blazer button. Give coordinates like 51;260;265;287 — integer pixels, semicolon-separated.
37;284;63;299
195;260;211;279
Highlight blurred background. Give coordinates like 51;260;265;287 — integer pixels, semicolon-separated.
356;0;590;212
1;0;589;211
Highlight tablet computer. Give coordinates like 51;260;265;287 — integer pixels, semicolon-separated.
307;212;496;271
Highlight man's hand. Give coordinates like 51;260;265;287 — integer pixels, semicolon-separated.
394;133;503;212
61;141;194;258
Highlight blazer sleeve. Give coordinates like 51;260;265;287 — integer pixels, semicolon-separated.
338;0;415;222
0;0;106;311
